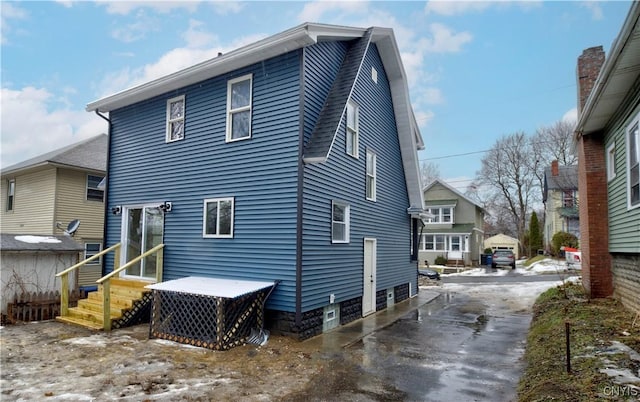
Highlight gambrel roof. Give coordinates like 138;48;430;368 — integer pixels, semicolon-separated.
2;134;107;176
86;23;425;215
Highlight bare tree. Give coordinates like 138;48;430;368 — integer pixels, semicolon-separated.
420;161;440;187
476;132;537;251
530;119;578;194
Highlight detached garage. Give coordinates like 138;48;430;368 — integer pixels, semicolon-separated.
484;233;521;259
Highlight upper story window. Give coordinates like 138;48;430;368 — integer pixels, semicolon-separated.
606;142;616;182
203;197;234;238
346;101;359;158
6;179;15;211
627;117;640;208
331;201;350;243
87;175;105;202
226;74;253;142
562;190;575;208
84;242;102;265
425;207;454;223
166;95;185;142
366;150;376;201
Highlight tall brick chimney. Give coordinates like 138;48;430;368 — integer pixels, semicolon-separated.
577;46;605;116
576;45;612;298
551;160;559;176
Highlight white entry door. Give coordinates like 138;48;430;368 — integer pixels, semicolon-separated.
363;238;377;316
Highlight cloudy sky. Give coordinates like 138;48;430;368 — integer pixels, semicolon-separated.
0;0;632;189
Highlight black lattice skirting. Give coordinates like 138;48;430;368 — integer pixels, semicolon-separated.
148;289;268;350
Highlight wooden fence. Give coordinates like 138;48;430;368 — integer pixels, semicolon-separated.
3;289;87;324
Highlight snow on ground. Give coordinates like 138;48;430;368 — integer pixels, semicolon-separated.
440;258;580;277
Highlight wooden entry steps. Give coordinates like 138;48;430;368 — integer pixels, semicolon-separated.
56;278;153;331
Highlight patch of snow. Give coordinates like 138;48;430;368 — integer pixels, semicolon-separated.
14;235;62;244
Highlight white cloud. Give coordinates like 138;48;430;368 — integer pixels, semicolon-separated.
297;0;369;23
55;0;73;8
182;19;217;48
1;87;107;168
209;1;244;15
562;108;577;123
420;23;473;53
97;0;200;15
425;1;493;16
111;10;159;43
1;2;28;44
415;110;435;127
580;1;603;21
423;87;445;105
425;0;541;16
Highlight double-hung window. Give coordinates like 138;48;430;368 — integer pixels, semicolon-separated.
366;150;376;201
628;116;640;208
86;175;104;202
84;242;102;265
226;74;252;142
203;198;234;238
346;101;359;158
6;179;15;211
166;95;185;142
331;201;350;243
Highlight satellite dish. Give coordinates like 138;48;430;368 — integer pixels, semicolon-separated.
57;219;80;236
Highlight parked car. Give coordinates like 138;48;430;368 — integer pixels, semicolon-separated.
419;268;441;280
491;250;516;269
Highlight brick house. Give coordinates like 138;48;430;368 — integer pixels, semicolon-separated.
574;2;640;311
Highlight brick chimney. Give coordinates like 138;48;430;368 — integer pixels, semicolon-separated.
551;160;559;176
575;45;612;299
577;46;605;116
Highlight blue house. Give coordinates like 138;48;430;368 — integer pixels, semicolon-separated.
85;23;425;339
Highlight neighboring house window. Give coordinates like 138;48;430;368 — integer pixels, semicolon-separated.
346;101;359;158
606;142;616;182
6;179;15;211
226;74;252;142
87;175;105;202
562;190;575;208
425;207;454;223
628;118;640;207
84;242;102;265
420;234;467;252
203;198;234;238
366;150;376;201
166;95;185;142
331;201;350;243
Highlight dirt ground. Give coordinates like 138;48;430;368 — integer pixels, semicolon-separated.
0;279;447;402
1;321;332;401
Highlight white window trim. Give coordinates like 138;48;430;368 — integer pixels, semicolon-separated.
6;179;15;211
366;149;377;201
226;74;253;143
84;242;102;265
166;95;185;143
346;100;359;158
606;141;616;182
203;197;235;238
331;201;350;244
86;174;105;202
627;113;640;209
424;206;455;224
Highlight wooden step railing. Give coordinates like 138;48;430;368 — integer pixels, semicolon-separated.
56;243;165;331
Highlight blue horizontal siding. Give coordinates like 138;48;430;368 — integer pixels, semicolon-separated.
301;43;415;312
106;50;303;311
